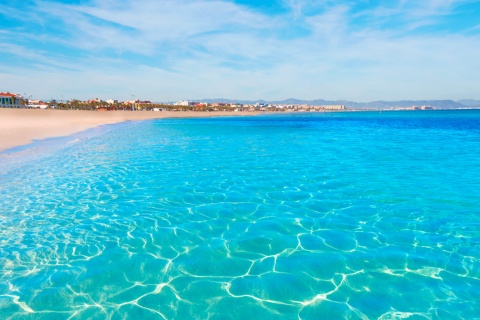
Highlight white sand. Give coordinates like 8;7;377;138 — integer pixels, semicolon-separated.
0;109;260;152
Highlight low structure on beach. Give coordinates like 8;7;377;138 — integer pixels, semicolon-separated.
27;100;48;109
0;92;26;108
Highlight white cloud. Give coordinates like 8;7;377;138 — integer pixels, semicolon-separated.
34;0;271;54
1;0;479;101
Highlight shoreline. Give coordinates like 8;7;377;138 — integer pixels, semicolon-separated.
0;109;261;153
1;108;476;153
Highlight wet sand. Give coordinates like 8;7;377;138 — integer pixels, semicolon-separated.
0;109;260;152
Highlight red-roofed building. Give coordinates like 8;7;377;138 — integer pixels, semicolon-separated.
0;92;26;108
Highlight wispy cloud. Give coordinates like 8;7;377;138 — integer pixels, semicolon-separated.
0;0;479;101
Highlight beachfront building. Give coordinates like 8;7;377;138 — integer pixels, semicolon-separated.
175;101;197;107
27;99;48;109
0;92;26;108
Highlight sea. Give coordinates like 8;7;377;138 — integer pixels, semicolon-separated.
1;110;479;319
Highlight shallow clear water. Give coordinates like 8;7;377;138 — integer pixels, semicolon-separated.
1;111;479;319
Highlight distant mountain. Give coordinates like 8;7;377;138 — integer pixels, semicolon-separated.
457;99;480;107
195;98;475;109
359;100;466;109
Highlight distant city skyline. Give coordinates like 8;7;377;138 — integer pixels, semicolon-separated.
1;0;479;101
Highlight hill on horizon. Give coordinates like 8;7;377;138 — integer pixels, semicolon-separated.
193;98;479;109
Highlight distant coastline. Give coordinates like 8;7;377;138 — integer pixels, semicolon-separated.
3;92;480;111
2;89;479;153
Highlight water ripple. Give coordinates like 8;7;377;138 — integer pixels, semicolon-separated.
1;112;480;318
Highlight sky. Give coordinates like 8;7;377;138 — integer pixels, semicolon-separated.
1;0;479;102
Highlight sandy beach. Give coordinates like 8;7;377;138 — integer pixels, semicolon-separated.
0;108;260;152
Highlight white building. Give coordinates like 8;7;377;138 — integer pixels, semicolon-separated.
27;99;48;109
0;92;26;108
175;101;196;106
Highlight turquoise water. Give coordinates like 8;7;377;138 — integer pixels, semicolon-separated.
1;110;479;319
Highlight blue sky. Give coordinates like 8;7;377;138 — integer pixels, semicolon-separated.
1;0;479;101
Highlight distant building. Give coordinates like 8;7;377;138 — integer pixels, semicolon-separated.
106;99;118;104
27;100;48;109
175;101;196;106
411;105;434;110
0;92;26;108
311;105;345;110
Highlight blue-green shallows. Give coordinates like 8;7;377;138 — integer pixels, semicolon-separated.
1;111;479;319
